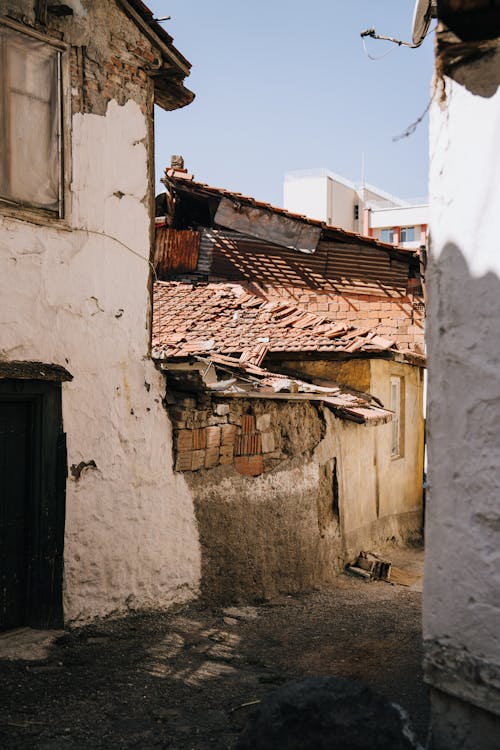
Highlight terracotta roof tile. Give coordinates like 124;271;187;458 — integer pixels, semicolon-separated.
152;281;403;361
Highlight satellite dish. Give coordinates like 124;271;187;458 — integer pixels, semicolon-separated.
412;0;437;46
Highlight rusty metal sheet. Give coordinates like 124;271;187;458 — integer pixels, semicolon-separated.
154;228;200;278
214;197;321;254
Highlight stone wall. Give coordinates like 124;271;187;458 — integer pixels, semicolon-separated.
170;394;324;478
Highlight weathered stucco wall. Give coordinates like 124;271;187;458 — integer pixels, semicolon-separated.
184;399;342;603
168;383;423;604
277;358;372;394
0;1;201;622
425;34;500;746
277;358;424;561
333;359;424;562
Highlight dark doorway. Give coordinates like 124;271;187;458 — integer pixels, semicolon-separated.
0;380;66;631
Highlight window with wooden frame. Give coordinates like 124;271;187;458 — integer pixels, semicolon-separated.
0;22;64;216
390;376;405;459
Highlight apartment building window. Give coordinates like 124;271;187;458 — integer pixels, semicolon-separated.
381;228;394;244
400;226;415;243
0;23;63;215
390;376;404;458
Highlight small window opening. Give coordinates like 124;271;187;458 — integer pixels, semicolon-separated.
390;376;405;458
332;457;339;520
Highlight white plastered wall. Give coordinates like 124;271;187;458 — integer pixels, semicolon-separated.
0;99;201;622
425;55;500;731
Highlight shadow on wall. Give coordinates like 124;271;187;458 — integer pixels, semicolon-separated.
425;241;500;709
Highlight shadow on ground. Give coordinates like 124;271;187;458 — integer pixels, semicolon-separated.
0;544;428;750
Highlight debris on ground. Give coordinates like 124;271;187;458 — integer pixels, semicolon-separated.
347;550;423;588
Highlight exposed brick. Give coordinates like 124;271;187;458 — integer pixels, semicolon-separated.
235;433;262;456
221;424;237;446
205;426;221;448
175;451;193;471
191;449;206;470
234;454;264;477
220;445;234;465
241;415;256;434
192;428;207;450
205;446;220;468
176;429;192;452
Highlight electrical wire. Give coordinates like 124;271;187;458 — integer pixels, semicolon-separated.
362;36;401;61
74;226;158;282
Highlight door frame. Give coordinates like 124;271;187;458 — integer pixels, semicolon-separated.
0;379;66;628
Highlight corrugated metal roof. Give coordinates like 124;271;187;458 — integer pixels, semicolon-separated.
162;174;419;262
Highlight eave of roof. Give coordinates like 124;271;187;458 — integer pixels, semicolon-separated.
160;354;393;426
118;0;194;110
162;174;419;264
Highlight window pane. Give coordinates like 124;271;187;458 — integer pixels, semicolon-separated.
401;226;415;243
0;26;61;212
381;228;394;244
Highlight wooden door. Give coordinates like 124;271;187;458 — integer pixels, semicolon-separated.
0;380;66;630
0;401;32;631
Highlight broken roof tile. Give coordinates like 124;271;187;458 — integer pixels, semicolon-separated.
152;281;403;361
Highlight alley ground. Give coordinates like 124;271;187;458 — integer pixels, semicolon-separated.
0;544;427;750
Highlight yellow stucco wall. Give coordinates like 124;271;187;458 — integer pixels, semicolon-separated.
285;358;425;559
277;358;372;393
336;359;424;558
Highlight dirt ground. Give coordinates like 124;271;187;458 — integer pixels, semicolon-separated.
0;543;428;750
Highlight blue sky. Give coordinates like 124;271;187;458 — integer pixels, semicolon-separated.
148;1;434;206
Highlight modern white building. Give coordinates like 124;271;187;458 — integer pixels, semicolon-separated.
284;168;428;249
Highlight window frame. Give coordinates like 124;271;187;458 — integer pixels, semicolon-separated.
400;226;416;243
0;17;70;226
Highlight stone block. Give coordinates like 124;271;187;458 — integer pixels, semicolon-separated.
207;415;228;426
215;403;230;416
261;431;275;453
256;413;271;432
181;397;197;409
